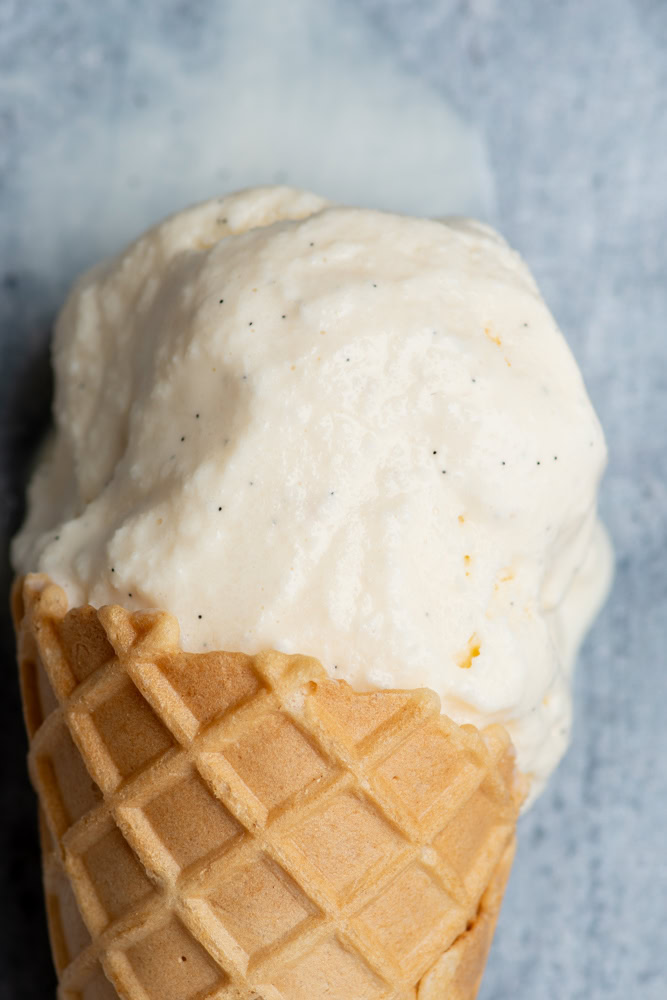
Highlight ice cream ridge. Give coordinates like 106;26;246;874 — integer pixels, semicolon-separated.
12;186;612;1000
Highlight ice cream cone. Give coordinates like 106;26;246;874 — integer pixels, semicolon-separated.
13;573;523;1000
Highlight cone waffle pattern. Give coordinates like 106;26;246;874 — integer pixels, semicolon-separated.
14;575;521;1000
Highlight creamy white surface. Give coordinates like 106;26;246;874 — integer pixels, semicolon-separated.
13;186;612;801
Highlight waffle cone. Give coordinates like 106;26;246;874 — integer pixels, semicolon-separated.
13;574;523;1000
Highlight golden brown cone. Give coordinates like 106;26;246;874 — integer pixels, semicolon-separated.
14;573;523;1000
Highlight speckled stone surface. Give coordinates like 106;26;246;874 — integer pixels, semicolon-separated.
1;2;666;999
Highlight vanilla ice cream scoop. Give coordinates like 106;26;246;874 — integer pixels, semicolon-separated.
12;186;612;802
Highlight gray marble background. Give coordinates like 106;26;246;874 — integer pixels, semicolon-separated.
1;2;666;998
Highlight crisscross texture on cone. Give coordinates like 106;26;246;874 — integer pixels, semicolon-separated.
14;574;522;1000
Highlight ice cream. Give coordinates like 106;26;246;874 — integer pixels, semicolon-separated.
12;185;612;802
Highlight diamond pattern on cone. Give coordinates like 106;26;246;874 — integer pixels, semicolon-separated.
14;574;523;1000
